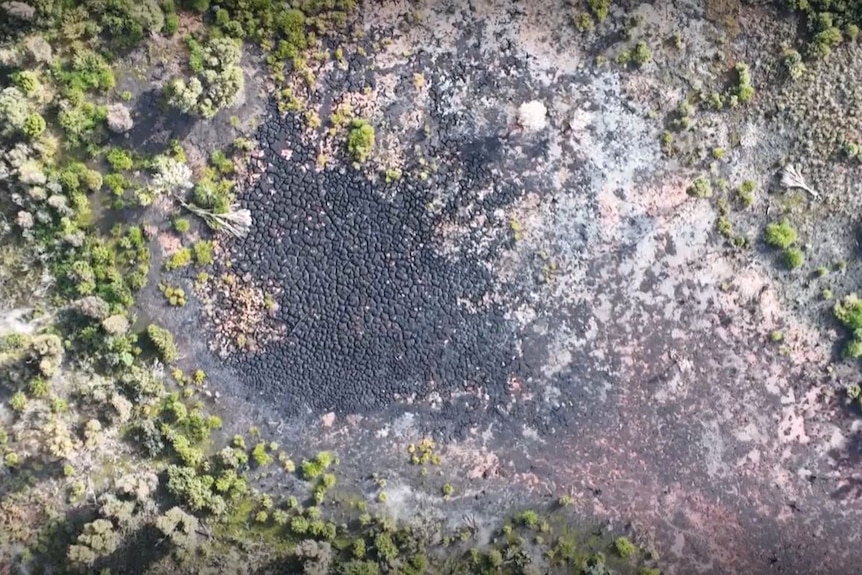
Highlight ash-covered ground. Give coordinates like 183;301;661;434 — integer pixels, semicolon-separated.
222;111;522;415
164;0;862;573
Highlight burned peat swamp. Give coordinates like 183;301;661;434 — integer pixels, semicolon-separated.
3;1;862;574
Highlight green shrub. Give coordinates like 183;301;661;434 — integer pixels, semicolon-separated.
252;442;272;466
517;510;540;528
104;173;127;196
10;391;27;412
782;48;806;79
171;218;189;234
614;536;637;559
352;538;367;559
301;451;335;479
55;49;116;93
574;12;594;32
737;84;755;103
185;0;210;13
737;180;756;206
687;176;712;198
166;37;244;119
291;515;310;534
812;26;843;57
58;102;108;147
193;240;214;265
23;113;46;138
106;148;134;171
732;62;755;103
29;377;50;398
783;247;804;269
210;150;234;174
161;284;187;306
147;324;178;362
347;119;375;163
166;248;192;270
81;168;103;192
274;9;307;55
374;532;399;562
764;220;797;249
164;12;180;35
835;295;862;357
13;70;39;95
192;179;233;214
0;87;31;136
165;465;224;513
631;41;652;66
587;0;610;22
835;295;862;331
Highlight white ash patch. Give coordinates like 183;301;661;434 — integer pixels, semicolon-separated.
517;100;548;132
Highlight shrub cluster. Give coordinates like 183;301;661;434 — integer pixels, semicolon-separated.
764;219;804;270
166;37;244;119
347;119;375;163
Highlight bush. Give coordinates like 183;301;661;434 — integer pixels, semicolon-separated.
68;519;119;566
301;451;334;479
164;12;180;35
165;465;224;514
147;324;178;362
106;103;134;133
58;102;108;147
56;48;116;93
783;247;804;269
23;113;46;138
166;248;192;270
192;178;233;213
631;41;652;66
173;217;191;233
374;532;398;562
166;37;244;119
835;295;862;331
107;148;134;171
517;510;540;528
812;26;843;57
737;180;756;206
104;173;126;196
587;0;610;22
9;391;27;412
347;119;375;163
193;240;214;265
687;176;712;198
151;155;193;195
614;536;637;559
764;219;797;249
252;442;272;466
782;48;806;79
2;1;36;21
156;507;198;558
210;149;234;174
0;87;31;136
4;451;20;468
732;62;755;103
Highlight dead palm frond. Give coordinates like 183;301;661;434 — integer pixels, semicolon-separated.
179;200;252;238
781;164;819;200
